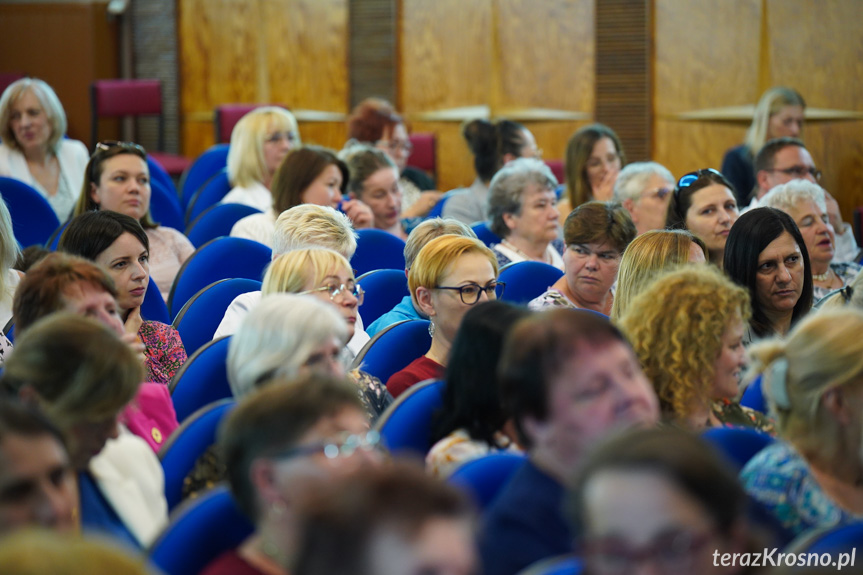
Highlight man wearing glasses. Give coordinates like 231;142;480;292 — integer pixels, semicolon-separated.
612;162;676;236
750;137;858;261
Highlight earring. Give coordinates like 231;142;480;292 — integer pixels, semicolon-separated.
428;320;435;338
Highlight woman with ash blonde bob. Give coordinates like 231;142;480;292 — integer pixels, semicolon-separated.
619;265;772;432
741;309;863;537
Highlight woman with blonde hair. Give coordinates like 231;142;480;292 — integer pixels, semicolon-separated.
0;78;89;220
721;87;806;206
610;229;706;320
222;106;300;212
741;309;863;536
387;235;501;398
258;249;390;416
0;194;21;330
619;265;772;431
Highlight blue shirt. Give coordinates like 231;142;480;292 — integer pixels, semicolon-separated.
366;295;423;337
79;471;140;550
479;459;571;575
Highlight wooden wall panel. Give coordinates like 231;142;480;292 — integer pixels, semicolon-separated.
399;0;594;192
767;0;863;216
178;0;349;159
0;2;119;146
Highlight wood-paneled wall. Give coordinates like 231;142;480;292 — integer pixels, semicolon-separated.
178;0;349;157
654;0;863;220
0;2;119;146
399;0;595;192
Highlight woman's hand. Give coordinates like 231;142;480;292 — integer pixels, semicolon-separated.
341;198;374;229
124;306;144;336
402;190;445;219
120;332;147;365
592;169;619;202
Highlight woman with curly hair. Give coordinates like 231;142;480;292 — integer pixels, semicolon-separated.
618;265;773;431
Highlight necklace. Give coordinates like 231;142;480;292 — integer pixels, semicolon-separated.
813;268;832;282
501;239;551;264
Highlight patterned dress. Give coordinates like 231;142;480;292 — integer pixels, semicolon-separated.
813;261;862;303
711;398;776;435
426;429;522;478
139;321;188;385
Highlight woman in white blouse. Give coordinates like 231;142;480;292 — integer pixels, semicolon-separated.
0;78;88;221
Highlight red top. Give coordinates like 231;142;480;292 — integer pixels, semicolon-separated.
200;550;267;575
386;356;444;398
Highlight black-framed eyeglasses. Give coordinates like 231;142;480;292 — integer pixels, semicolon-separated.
580;529;713;575
272;430;383;462
299;281;364;305
766;166;822;182
434;281;505;304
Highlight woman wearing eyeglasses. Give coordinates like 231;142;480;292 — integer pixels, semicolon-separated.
0;78;89;221
761;179;861;303
73;141;195;301
260;248;390;419
222;106;300;212
529;201;635;316
721;87;806;207
666;168;739;269
386;235;501;398
347;98;443;218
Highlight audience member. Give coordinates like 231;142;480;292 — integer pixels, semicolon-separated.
722;87;805;206
341;143;407;238
557;123;625;220
201;374;381;575
386;235;500;398
366;217;476;337
666;168;739;268
742;309;863;537
570;428;753;575
73;140;194;300
609;229;705;320
0;529;151;575
479;309;659;575
3;314;166;548
12;252;178;452
724;208;812;342
0;78;88;221
442;119;539;225
214;204;364;346
0;194;21;330
612;161;675;236
348;97;442;217
529;201;635;315
222;106;299;212
619;266;773;432
761;179;860;302
231;145;352;245
427;301;529;478
59;211;187;384
294;463;477;575
260;249;387;398
0;399;77;536
487;158;563;270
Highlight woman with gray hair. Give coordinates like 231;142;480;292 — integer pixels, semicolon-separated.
761;179;860;302
612;161;675;236
487;158;564;270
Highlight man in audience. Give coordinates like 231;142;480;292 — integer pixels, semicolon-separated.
479;308;660;575
366;217;477;337
213;204;371;355
294;463;477;575
0;399;78;536
612;162;675;236
201;374;381;575
751;137;858;260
